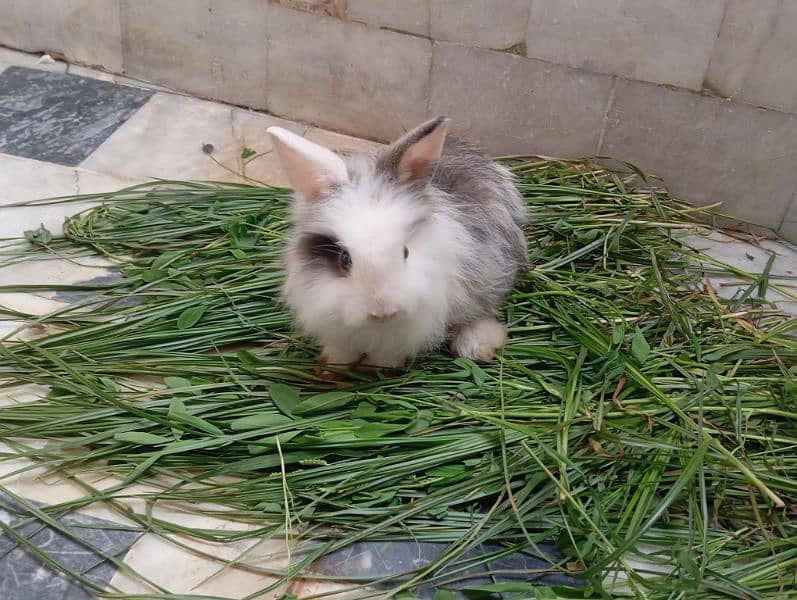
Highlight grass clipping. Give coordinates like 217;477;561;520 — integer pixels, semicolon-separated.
0;158;795;599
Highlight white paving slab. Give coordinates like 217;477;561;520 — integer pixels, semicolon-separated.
0;46;67;73
683;229;797;315
81;92;312;186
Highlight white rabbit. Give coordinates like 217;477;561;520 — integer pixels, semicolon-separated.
267;117;527;369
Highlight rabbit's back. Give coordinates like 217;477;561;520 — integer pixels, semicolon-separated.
432;137;528;322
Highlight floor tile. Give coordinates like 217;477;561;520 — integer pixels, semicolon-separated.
0;47;67;74
65;63;115;82
300;540;582;599
0;155;140;239
0;493;140;600
108;528;289;598
0;154;79;239
0;292;65;318
231;108;308;147
683;230;797;315
0;384;49;407
0;67;152;166
305;127;384;154
288;579;377;600
686;230;797;277
235;151;293;188
247;126;383;189
76;167;140;196
83;93;312;186
228;108;307;186
113;74;180;94
0;441;153;524
0;154;77;204
0;256;113;288
81;92;238;181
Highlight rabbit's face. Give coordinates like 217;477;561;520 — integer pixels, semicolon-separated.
288;174;446;330
269;118;462;362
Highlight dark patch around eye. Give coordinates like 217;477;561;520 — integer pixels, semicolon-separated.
298;233;350;276
403;246;409;259
301;233;339;261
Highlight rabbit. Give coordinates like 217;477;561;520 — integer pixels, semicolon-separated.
266;116;527;369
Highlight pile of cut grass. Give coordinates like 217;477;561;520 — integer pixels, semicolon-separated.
0;159;795;599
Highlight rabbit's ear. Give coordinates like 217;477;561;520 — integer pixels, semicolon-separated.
266;127;349;200
378;116;449;183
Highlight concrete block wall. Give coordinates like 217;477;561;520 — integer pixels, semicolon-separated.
0;1;795;237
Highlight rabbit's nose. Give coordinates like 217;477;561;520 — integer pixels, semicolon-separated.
368;307;398;322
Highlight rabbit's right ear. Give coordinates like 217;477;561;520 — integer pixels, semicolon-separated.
266;127;349;200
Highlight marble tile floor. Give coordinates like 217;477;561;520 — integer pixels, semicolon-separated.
0;46;794;600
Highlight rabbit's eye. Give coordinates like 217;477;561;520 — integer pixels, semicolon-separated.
403;246;409;260
339;249;352;272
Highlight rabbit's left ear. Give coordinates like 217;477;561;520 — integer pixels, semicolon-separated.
266;127;349;201
377;116;449;183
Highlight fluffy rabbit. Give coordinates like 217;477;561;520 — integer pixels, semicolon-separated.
267;116;527;368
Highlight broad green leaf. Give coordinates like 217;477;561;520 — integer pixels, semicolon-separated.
631;327;651;364
597;350;625;380
270;383;301;417
611;322;625;345
453;357;473;370
168;398;224;436
115;432;171;445
293;391;354;415
786;366;797;399
99;376;120;392
427;465;466;479
230;413;293;431
351;401;376;418
151;250;183;270
230;248;247;260
236;349;261;367
163;439;226;454
141;269;168;282
353;489;397;507
164;376;192;389
24;224;53;246
177;305;208;329
124;202;150;213
255;501;283;513
354;423;406;439
705;363;722;390
471;365;487;386
317;430;358;442
247;431;300;454
576;228;601;244
406;415;431;434
222;218;260;249
453;356;487;385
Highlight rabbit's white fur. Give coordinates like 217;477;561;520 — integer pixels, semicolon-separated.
283;175;472;366
268;118;526;368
